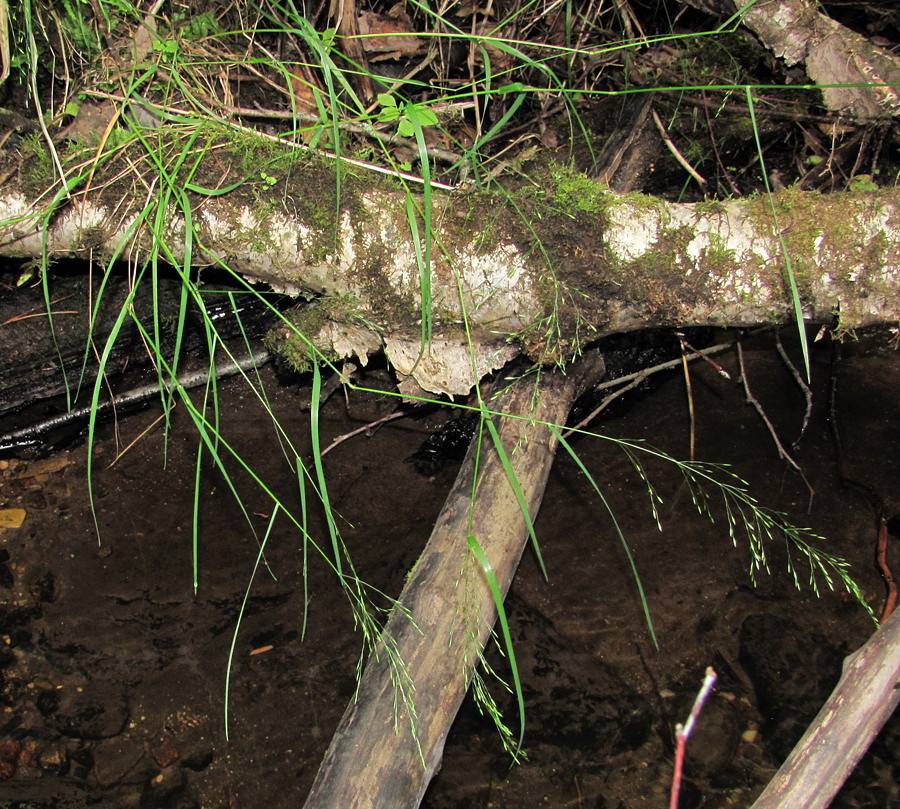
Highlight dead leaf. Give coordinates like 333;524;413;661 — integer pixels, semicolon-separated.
0;508;26;529
12;457;69;480
539;126;559;149
57;101;117;143
452;0;494;17
288;73;321;116
358;11;421;58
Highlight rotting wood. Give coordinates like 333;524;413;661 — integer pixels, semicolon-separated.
302;351;606;809
749;606;900;809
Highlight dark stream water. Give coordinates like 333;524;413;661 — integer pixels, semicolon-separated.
1;325;898;809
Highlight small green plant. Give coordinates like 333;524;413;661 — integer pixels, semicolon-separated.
151;36;178;63
177;10;222;42
18;132;58;194
847;174;878;193
376;93;440;139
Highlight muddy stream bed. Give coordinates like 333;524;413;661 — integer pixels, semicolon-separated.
1;330;898;809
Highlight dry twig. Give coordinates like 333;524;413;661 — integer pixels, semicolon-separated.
736;341;814;509
774;329;813;449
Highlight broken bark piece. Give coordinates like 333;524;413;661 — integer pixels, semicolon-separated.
303;352;605;809
687;0;900;121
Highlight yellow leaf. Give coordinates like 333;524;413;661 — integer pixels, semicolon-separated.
0;508;26;529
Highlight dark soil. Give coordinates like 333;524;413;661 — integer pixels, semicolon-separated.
1;328;899;809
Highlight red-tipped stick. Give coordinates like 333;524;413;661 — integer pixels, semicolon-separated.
669;667;718;809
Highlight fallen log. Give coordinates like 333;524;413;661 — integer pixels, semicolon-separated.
303;352;605;809
750;605;900;809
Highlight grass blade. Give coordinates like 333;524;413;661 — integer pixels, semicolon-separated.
552;426;658;648
745;86;810;382
466;533;526;754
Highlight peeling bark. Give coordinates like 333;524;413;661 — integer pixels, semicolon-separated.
685;0;900;121
740;0;900;121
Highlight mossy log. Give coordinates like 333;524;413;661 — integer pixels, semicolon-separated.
302;352;605;809
3;177;900;396
750;605;900;809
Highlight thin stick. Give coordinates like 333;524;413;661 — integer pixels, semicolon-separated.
828;342;894;621
564;337;739;437
700;92;742;197
676;333;731;379
736;342;815;509
678;336;696;461
651;108;707;189
774;329;813;449
562;375;645;438
875;519;897;623
320;409;410;457
0;348;271;453
669;667;717;809
107;411;168;468
593;337;739;393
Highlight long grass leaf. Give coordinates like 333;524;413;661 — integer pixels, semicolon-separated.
225;504;280;741
405;104;434;345
745;86;810;381
466;533;526;754
552;426;658;648
310;361;342;575
482;415;548;581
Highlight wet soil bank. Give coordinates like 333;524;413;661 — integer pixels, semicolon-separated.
1;330;899;809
